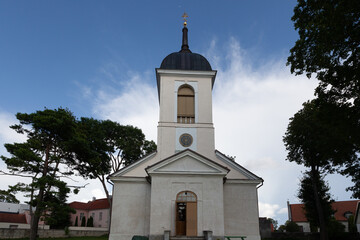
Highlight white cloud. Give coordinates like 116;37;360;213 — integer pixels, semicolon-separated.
88;71;159;142
259;202;281;218
0;112;27;146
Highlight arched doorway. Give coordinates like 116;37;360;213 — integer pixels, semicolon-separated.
176;191;197;236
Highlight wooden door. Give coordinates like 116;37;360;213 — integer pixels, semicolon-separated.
176;202;186;235
186;202;197;236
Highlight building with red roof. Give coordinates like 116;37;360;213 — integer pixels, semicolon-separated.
69;198;110;229
287;200;359;232
0;202;49;229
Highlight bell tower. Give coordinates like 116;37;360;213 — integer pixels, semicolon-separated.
155;16;217;160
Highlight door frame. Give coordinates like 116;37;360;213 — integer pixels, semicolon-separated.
175;191;197;236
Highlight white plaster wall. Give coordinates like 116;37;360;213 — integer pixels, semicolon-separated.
197;127;215;159
157;71;215;160
223;182;261;240
149;174;224;237
297;222;310;232
109;180;151;240
196;77;213;123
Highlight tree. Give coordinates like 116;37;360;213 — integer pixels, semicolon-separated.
287;0;360;105
298;171;334;231
44;181;75;229
81;216;86;227
284;220;301;232
268;218;278;230
74;118;156;206
87;216;94;227
283;99;357;240
287;0;360;198
0;108;82;240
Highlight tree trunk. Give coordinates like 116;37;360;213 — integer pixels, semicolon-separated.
30;145;50;240
99;175;112;232
310;167;328;240
30;188;45;240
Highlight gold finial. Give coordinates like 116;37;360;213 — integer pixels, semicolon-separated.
182;12;189;27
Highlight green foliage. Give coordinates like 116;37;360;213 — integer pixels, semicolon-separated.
64;226;69;236
347;215;357;233
87;216;94;227
278;224;286;232
0;189;19;203
74;118;157;203
287;0;360;104
268;218;278;230
327;218;345;236
44;181;75;229
284;99;357;172
298;171;334;231
131;236;149;240
284;221;301;232
81;216;86;227
74;216;78;226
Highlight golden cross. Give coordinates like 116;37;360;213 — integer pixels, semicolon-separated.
182;12;189;26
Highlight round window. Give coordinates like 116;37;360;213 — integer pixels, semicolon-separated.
179;133;193;147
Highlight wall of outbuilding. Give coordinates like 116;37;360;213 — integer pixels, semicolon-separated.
223;181;261;240
109;179;151;240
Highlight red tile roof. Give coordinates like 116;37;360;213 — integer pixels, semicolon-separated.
290;200;359;222
69;198;110;211
0;213;27;224
290;204;307;222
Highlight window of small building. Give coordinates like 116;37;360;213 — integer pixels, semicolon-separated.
99;212;102;221
177;85;195;124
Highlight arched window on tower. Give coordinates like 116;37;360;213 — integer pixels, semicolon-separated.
177;85;195;123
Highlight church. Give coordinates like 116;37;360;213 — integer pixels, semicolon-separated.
109;19;263;240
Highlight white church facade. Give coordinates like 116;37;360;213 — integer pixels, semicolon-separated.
109;21;263;240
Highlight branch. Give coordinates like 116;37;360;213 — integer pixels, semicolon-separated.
0;170;34;178
67;183;89;189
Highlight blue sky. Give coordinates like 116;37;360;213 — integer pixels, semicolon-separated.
0;1;354;225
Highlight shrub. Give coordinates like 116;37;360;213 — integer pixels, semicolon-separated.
87;216;94;227
81;216;86;227
285;220;301;232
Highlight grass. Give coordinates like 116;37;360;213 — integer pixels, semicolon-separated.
4;235;108;240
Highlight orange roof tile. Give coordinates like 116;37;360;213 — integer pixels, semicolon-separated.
0;213;27;224
290;200;359;222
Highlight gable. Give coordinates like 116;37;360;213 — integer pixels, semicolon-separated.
146;149;229;176
215;150;262;181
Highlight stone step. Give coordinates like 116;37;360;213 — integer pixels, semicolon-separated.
170;237;205;240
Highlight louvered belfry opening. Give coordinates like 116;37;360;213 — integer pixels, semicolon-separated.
177;85;195;123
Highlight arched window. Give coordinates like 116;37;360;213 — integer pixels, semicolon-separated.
177;85;195;123
176;191;197;202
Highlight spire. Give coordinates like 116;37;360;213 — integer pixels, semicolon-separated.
180;13;191;53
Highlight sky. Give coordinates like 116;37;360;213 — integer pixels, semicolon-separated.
0;0;355;225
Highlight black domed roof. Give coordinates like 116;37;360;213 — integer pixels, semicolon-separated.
159;26;212;71
160;52;212;71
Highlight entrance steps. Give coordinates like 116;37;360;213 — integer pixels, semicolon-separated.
171;237;205;240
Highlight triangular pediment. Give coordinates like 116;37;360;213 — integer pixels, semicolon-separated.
146;149;229;176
